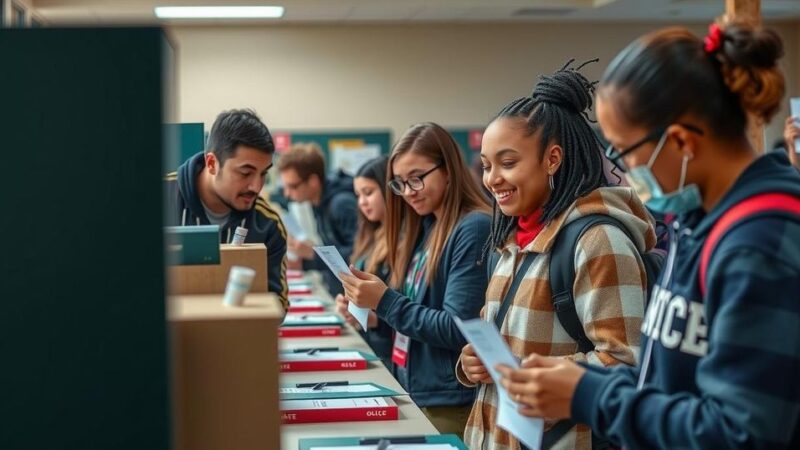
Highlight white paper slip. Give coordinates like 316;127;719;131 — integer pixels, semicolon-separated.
281;210;308;240
289;299;325;307
310;445;456;450
280;351;365;362
314;245;371;330
283;314;342;326
289;281;314;290
454;317;543;450
280;384;381;395
281;396;391;410
791;98;800;154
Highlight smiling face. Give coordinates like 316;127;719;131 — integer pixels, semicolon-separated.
354;176;385;223
390;152;448;218
480;117;556;217
207;145;273;211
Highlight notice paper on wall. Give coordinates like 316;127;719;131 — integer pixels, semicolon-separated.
454;317;544;450
313;246;370;330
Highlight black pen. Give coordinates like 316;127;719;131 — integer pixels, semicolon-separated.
295;381;349;389
292;347;339;353
359;436;426;445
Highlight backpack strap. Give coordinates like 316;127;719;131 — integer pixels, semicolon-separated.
699;192;800;298
494;253;536;330
549;214;633;354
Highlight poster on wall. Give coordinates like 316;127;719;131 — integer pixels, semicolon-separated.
329;139;381;175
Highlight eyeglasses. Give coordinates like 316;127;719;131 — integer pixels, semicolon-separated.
388;163;442;195
604;123;704;172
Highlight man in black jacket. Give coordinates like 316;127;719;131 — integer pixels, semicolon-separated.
166;109;287;310
278;143;356;295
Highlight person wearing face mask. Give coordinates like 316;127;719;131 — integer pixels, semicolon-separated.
496;22;800;450
335;155;394;368
459;61;656;450
341;123;491;437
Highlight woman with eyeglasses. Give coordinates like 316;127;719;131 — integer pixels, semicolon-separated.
496;22;800;450
342;122;491;436
459;61;655;450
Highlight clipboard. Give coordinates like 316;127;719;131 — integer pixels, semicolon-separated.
298;434;468;450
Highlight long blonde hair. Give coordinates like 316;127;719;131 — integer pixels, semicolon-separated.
386;123;490;288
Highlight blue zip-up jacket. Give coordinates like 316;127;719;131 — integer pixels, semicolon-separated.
376;210;491;407
166;152;288;310
572;152;800;449
304;170;358;295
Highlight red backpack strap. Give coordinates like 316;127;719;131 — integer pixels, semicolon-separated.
700;193;800;298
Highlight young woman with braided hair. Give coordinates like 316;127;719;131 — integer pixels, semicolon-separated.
457;60;656;449
496;22;800;450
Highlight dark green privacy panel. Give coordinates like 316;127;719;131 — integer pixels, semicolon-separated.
0;28;170;450
166;122;204;169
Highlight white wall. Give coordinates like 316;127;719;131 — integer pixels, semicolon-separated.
171;21;799;146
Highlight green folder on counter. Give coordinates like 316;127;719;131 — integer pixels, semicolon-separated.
280;382;399;401
299;434;468;450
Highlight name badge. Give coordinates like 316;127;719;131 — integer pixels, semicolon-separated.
392;332;410;367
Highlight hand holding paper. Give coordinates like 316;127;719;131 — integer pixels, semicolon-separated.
454;317;543;450
314;246;372;330
496;354;585;421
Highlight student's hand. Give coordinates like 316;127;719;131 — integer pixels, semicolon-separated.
496;354;585;420
334;294;378;330
334;294;362;330
288;237;315;260
287;257;302;270
340;266;388;310
460;344;493;384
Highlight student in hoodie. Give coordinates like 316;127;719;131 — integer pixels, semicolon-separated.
335;155;394;368
278;143;357;295
341;123;491;436
166;109;288;310
496;22;800;450
458;62;655;450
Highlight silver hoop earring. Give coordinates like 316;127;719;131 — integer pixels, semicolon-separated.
548;175;555;190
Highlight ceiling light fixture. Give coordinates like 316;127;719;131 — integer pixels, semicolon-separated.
154;6;285;19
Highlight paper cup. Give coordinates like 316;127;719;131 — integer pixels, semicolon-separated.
223;266;256;307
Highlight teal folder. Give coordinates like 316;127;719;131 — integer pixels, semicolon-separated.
298;434;467;450
279;349;379;362
165;225;220;265
279;382;399;400
281;314;345;327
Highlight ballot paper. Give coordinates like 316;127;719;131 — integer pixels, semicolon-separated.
282;314;343;327
314;245;370;330
280;384;381;395
281;210;308;240
280;351;365;362
454;317;543;450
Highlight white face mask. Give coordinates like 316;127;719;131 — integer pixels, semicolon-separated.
624;131;703;214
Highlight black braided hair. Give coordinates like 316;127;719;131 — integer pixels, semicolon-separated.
480;59;607;263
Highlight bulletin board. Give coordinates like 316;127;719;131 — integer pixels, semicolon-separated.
272;129;392;175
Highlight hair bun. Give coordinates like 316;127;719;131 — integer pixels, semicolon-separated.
717;23;785;122
531;59;598;115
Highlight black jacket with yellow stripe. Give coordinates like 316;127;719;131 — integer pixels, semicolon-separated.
165;152;288;311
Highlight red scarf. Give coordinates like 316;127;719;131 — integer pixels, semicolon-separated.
516;209;545;249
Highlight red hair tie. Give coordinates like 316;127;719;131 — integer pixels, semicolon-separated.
704;23;723;54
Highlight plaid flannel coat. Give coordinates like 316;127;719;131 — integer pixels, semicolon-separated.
457;187;657;450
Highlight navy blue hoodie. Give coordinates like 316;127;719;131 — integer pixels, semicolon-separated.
572;152;800;449
165;153;288;310
304;170;358;295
